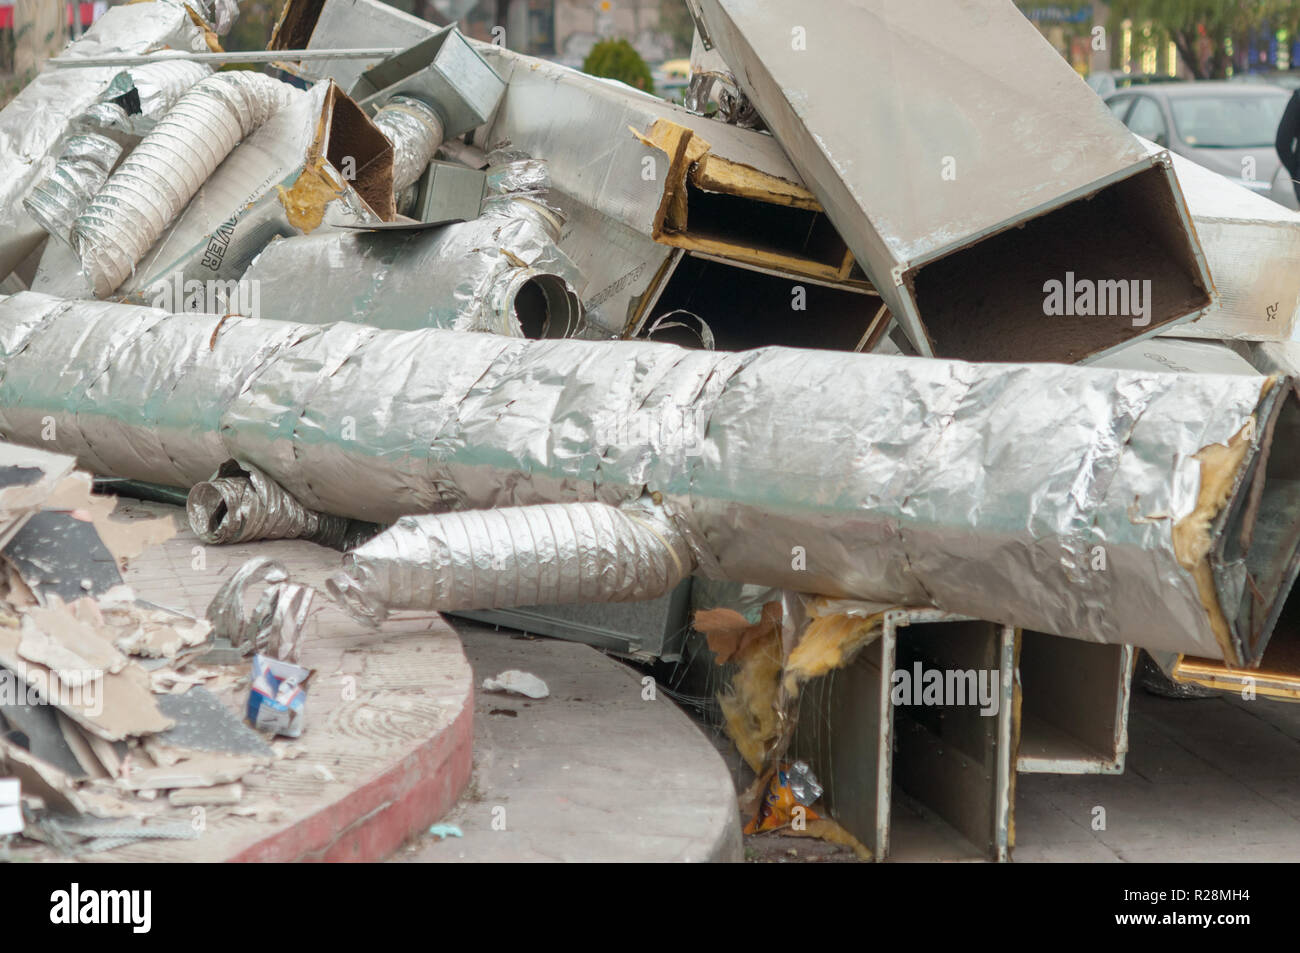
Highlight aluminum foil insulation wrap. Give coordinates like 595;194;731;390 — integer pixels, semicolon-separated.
187;460;377;550
0;290;1296;665
328;499;693;623
244;195;583;337
372;96;445;194
71;72;297;297
0;0;206;281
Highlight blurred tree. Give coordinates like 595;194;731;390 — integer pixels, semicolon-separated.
658;0;695;58
1107;0;1295;78
583;37;655;93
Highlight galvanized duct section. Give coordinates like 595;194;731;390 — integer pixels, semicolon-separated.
371;95;444;193
327;499;693;623
186;460;377;550
244;192;584;337
72;72;297;297
22;135;123;243
0;290;1296;665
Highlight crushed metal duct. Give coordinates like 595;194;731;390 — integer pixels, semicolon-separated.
0;0;208;282
243;187;584;337
72;72;297;297
206;556;312;663
327;499;692;623
186;460;376;550
688;0;1215;363
0;291;1297;666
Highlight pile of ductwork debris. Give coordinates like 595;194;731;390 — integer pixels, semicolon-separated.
5;0;1300;861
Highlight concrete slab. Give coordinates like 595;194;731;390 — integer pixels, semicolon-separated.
394;622;743;863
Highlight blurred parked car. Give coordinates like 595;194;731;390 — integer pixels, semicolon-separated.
1087;70;1180;97
1104;81;1297;209
1231;69;1300;90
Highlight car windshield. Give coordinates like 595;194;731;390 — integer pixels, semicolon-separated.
1169;92;1289;147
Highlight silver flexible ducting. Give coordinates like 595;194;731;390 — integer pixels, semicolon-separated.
371;96;445;194
0;290;1295;665
327;498;694;623
80;61;213;139
0;1;206;282
186;460;376;550
72;72;297;297
23;135;123;243
23;61;213;248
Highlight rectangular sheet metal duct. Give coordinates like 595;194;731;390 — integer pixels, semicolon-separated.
0;292;1296;666
689;0;1215;363
1017;634;1134;775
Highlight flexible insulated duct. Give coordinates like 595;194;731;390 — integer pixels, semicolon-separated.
0;0;205;282
327;499;692;622
244;190;584;337
371;95;445;194
23;61;213;247
80;61;213;139
72;72;296;296
187;460;376;550
23;135;124;243
0;290;1297;665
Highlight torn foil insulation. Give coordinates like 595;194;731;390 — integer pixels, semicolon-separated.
244;192;584;337
206;557;311;663
327;498;693;623
372;96;445;194
0;290;1296;665
79;61;213;140
71;72;298;297
0;0;208;282
187;460;376;550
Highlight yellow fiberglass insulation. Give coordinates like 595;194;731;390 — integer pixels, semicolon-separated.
1170;417;1256;660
